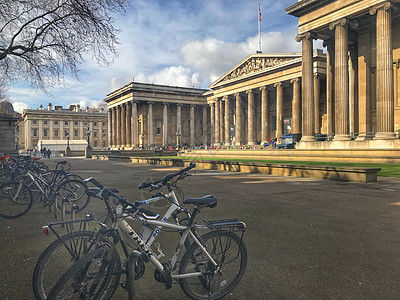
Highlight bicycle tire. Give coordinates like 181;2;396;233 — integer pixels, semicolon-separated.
47;248;119;300
32;230;121;300
13;175;43;202
179;231;247;300
56;179;89;213
0;181;33;219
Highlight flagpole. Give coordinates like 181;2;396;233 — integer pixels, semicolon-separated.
258;3;262;53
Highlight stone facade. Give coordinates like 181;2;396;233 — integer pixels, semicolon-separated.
0;101;18;153
22;104;107;150
104;82;208;149
285;0;400;148
206;52;327;145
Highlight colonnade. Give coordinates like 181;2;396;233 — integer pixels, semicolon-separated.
108;101;207;148
208;74;316;146
296;2;396;141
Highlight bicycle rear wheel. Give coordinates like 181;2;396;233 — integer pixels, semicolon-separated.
47;248;118;300
179;231;247;300
56;179;89;213
33;230;121;300
0;181;33;219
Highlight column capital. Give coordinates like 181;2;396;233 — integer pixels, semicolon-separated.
162;102;169;106
328;18;347;31
190;104;196;107
147;101;154;105
295;31;318;42
259;86;268;92
222;95;229;101
176;103;183;107
370;2;394;15
290;77;300;84
234;92;241;98
132;100;139;104
274;82;282;88
246;89;253;95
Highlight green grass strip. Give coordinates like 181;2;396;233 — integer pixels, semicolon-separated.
157;156;400;178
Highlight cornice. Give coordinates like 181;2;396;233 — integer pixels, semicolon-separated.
286;0;336;17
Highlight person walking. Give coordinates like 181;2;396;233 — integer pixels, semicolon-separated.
47;149;51;158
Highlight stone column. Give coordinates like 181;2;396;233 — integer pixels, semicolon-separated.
49;120;54;140
329;18;350;141
291;78;301;134
235;93;242;145
176;104;182;146
38;120;43;143
370;2;396;139
116;106;121;147
121;104;126;147
223;96;231;145
349;45;358;136
107;109;112;147
260;86;269;144
214;99;220;145
126;102;131;147
162;103;168;146
148;102;154;146
25;120;32;149
203;105;208;145
132;101;138;147
210;102;215;144
79;121;84;140
247;89;256;145
275;82;283;139
190;105;195;147
323;39;335;136
219;99;224;144
313;73;321;134
296;31;317;142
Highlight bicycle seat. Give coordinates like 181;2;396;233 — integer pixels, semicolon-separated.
183;195;217;208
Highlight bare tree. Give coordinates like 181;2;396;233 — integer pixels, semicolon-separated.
0;0;128;91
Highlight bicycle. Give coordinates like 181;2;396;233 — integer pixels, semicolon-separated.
45;162;248;300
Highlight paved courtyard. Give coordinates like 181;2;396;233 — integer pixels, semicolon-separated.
1;157;400;299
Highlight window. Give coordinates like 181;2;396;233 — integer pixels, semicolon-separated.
64;130;68;137
74;121;78;126
33;120;37;125
94;122;97;127
33;129;37;136
102;122;106;127
44;129;48;137
156;121;162;135
84;122;88;126
74;130;78;137
272;116;277;131
94;141;98;147
65;121;68;125
103;142;106;147
44;120;48;125
54;120;58;125
94;131;98;137
55;130;59;137
102;129;106;137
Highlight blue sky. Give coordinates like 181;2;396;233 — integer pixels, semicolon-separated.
9;0;321;113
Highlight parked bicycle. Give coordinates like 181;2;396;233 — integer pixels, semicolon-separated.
33;162;247;300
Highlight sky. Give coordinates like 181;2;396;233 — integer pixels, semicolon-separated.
8;0;324;113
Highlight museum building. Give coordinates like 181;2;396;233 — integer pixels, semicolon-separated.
106;0;400;150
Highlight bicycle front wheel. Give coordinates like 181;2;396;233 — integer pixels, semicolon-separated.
33;230;121;300
179;231;247;300
0;181;33;219
47;248;118;300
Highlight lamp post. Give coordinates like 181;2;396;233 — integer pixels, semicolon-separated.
66;131;70;151
140;133;145;150
86;125;91;150
176;128;182;149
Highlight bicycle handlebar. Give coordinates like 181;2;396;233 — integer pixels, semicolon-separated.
138;162;196;190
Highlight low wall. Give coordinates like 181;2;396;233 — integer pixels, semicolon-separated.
179;149;400;163
91;155;381;183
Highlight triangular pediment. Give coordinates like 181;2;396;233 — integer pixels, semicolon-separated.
210;53;302;88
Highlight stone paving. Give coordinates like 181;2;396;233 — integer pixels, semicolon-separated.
1;157;400;299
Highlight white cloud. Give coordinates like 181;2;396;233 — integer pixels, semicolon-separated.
12;101;30;113
135;66;201;88
181;31;303;85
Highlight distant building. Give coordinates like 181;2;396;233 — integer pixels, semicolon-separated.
0;100;18;153
22;103;107;151
104;82;208;148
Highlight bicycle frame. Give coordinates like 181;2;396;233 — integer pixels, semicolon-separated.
116;190;219;280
